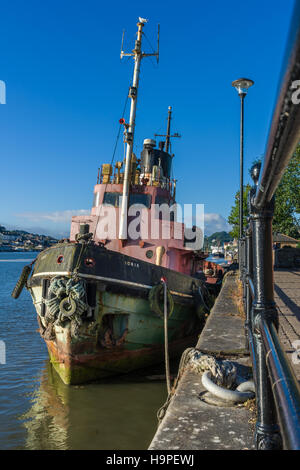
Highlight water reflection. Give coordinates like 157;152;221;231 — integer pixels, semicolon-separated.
1;252;168;450
21;362;167;450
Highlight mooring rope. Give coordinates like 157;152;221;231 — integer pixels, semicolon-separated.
157;347;255;424
162;278;171;394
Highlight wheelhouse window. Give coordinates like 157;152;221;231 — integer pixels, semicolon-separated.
129;193;151;208
93;192;100;207
155;195;170;206
154;195;175;221
102;192;151;209
103;192;122;207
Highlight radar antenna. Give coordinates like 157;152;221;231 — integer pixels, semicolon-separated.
155;106;181;153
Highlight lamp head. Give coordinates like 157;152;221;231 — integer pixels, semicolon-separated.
232;78;254;96
250;162;261;185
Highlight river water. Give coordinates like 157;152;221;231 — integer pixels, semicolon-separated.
0;252;167;450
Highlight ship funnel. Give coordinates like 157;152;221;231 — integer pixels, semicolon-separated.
141;137;172;178
143;138;156;148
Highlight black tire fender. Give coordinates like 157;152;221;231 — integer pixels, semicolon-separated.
59;296;77;317
148;284;174;318
11;265;32;299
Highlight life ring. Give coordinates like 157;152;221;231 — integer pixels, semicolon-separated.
148;284;174;318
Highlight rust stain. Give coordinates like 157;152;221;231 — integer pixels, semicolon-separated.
115;328;129;346
46;334;199;369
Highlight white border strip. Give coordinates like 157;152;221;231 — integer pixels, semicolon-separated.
79;272;152;290
32;271;152;290
32;271;71;277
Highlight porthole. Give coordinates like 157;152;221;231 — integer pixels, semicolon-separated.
57;255;64;264
84;257;96;267
146;250;154;259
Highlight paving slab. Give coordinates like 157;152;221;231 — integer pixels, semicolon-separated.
274;269;300;382
149;272;255;450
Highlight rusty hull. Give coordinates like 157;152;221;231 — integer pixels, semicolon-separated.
45;331;199;385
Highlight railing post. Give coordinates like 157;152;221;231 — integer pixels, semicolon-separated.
244;226;252;350
242;235;247;310
250;192;282;449
239;234;250;349
238;236;246;281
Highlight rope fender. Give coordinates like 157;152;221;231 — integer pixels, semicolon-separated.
44;276;88;337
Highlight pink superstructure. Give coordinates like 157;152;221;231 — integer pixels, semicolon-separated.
70;178;199;275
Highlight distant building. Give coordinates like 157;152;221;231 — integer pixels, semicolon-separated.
224;239;238;249
273;233;299;249
210;245;225;256
0;233;16;241
224;239;238;255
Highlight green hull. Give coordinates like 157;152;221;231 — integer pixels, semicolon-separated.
44;289;204;384
28;243;213;384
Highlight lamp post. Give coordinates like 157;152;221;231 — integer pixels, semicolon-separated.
232;78;254;238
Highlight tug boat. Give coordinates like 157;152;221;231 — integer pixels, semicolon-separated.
13;19;221;385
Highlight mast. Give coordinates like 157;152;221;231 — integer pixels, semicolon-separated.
119;19;159;240
165;106;172;153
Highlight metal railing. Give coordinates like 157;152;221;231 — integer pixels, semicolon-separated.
239;0;300;450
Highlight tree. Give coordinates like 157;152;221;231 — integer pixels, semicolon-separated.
227;184;251;239
227;146;300;239
204;231;233;245
272;148;300;237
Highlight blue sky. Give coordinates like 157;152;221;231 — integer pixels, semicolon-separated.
0;0;295;237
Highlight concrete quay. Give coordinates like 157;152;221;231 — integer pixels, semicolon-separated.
149;266;300;450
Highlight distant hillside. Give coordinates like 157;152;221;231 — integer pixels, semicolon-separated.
204;231;233;246
0;225;58;251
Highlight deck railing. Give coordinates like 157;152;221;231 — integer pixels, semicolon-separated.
239;1;300;449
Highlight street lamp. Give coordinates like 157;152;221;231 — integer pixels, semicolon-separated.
232;78;254;238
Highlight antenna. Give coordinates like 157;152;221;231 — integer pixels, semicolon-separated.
157;24;160;64
120;20;159;62
155;106;181;153
120;29;125;59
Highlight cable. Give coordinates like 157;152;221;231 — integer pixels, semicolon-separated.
143;32;159;69
109;88;130;168
163;280;171;395
93;88;129;239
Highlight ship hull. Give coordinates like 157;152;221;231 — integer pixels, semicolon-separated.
28;242;216;385
45;334;199;385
